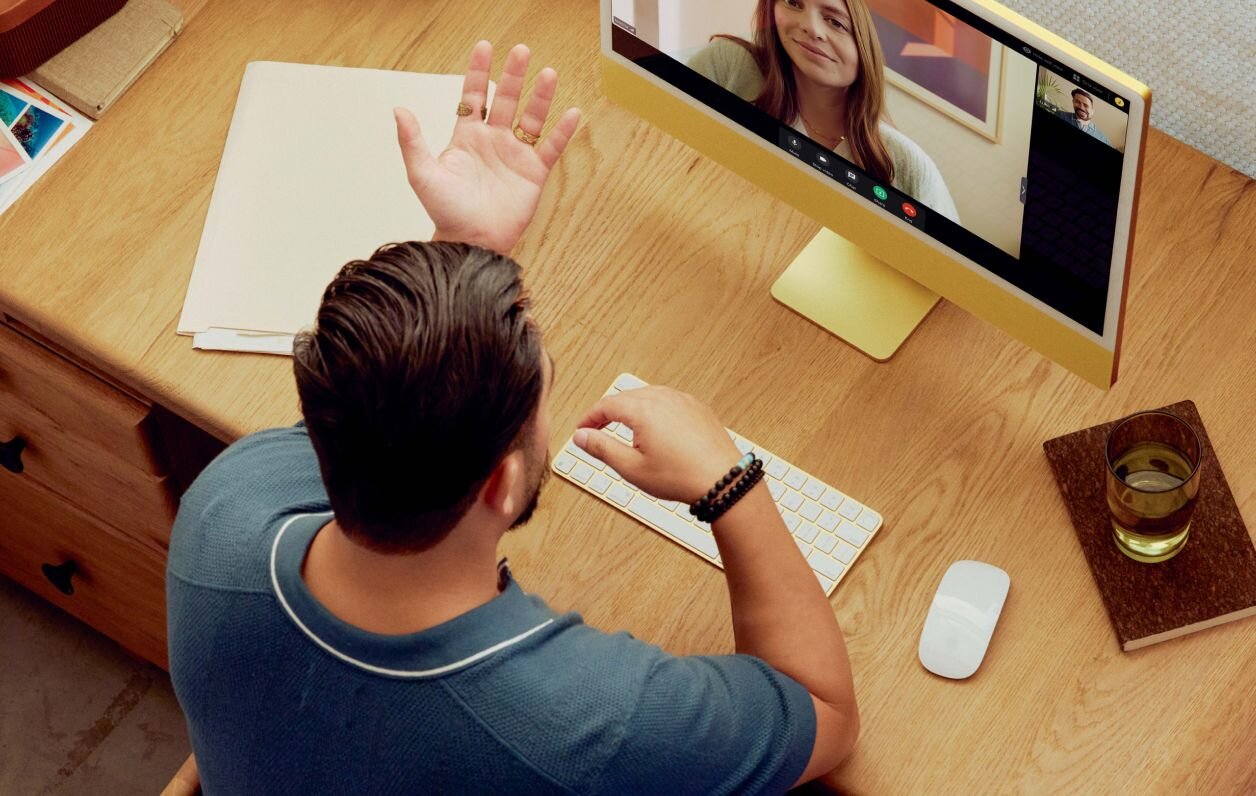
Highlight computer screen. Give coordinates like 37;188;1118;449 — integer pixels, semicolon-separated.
604;0;1148;381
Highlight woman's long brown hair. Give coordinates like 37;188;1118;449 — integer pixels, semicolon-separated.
718;0;895;184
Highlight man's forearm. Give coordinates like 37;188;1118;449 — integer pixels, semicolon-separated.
711;482;856;710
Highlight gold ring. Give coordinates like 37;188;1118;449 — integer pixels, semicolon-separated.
514;126;540;146
456;101;474;117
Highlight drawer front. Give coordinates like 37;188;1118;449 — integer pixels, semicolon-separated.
0;472;168;669
0;323;167;477
0;402;177;547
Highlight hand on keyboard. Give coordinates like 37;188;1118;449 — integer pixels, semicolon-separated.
555;375;884;595
572;385;742;504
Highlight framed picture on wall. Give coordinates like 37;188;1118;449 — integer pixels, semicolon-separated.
867;0;1004;142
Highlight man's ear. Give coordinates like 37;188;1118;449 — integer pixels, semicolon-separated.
481;451;525;519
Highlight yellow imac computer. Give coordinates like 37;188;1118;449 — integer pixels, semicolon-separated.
601;0;1150;388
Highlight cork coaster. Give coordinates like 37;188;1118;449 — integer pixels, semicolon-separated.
1043;400;1256;651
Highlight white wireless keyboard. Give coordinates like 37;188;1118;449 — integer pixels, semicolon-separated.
551;374;883;596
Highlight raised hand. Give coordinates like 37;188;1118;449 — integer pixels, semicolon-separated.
395;41;581;254
573;387;744;504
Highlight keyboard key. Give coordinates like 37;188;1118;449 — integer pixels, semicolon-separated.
796;537;812;556
815;532;838;554
570;462;594;484
838;501;862;521
784;468;808;490
856;510;881;532
606;422;620;433
765;459;789;480
781;491;804;512
659;499;680;512
819;488;844;510
553;453;577;474
817;511;840;531
836;521;870;547
607;484;633;507
833;540;857;564
795;522;820;543
816;572;836;593
808;551;846;581
566;442;606;470
798;501;822;522
614;374;646;391
615;425;634;443
802;479;826;501
588;473;612;495
694;519;712;534
782;514;802;532
628;495;719;558
735;438;753;454
768;481;785;500
604;466;621;481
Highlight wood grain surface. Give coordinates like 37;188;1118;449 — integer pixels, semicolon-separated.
0;1;1253;791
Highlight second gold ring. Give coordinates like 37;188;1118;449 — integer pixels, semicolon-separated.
513;126;540;146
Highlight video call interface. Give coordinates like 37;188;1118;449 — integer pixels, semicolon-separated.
611;0;1130;334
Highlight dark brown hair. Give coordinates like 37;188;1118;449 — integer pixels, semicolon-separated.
718;0;896;184
293;242;544;553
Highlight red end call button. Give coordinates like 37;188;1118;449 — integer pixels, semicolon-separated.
901;202;918;219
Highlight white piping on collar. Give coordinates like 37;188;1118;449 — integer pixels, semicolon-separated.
269;513;553;679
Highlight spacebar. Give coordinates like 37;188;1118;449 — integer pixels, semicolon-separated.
628;495;719;558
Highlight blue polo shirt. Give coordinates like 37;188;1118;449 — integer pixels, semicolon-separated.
167;426;816;794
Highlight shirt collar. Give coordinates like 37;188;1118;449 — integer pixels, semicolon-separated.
269;513;557;679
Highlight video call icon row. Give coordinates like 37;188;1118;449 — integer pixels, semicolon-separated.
784;131;923;230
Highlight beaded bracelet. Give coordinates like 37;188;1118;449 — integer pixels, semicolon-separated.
690;455;765;523
695;460;764;523
689;453;755;518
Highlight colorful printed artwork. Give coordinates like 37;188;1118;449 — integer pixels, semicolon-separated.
867;0;1004;141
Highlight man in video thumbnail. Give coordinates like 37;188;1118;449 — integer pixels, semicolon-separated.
1055;88;1110;144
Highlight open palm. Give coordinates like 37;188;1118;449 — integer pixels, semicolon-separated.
395;42;581;254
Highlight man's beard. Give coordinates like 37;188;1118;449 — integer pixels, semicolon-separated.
509;452;550;530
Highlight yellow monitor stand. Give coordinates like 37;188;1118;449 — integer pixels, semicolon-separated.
772;229;940;361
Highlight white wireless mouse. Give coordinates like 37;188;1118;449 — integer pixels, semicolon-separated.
918;560;1010;679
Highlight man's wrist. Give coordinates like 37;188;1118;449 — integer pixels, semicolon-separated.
432;228;514;255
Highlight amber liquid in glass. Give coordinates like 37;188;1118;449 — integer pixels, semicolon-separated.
1107;442;1198;562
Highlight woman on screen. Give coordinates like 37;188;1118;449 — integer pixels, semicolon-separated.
689;0;959;222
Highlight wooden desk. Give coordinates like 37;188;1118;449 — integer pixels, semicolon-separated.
1;0;1252;791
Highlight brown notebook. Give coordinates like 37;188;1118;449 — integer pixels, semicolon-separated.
1043;401;1256;651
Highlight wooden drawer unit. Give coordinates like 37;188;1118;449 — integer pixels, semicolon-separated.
0;322;177;547
0;319;197;669
0;394;177;547
0;322;168;477
0;469;169;668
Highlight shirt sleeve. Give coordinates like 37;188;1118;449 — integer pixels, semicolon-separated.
601;653;816;795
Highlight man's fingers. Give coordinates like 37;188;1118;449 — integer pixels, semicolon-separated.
516;67;557;139
536;107;581;171
487;44;530;127
575;392;640;432
573;428;637;473
394;107;434;189
458;40;493;128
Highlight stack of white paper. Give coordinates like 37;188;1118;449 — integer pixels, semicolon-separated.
180;62;480;354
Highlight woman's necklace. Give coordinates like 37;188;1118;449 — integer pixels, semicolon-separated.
799;109;846;149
